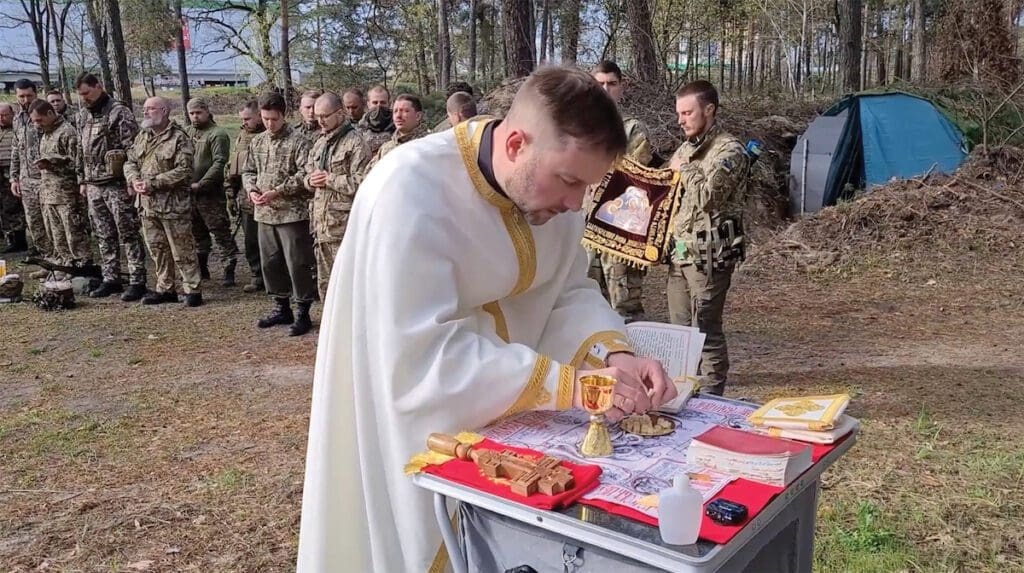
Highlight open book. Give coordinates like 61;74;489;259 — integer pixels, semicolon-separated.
624;322;705;413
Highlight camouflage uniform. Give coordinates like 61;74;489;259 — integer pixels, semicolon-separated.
12;107;53;257
666;123;748;395
304;122;369;300
241;125;316;303
187;121;237;270
37;118;91;268
0;123;26;241
587;115;654;322
78;95;147;286
124;122;201;295
365;122;429;175
295;120;320;140
227;126;264;283
356;107;395;158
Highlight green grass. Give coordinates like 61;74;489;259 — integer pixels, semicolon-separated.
816;500;914;572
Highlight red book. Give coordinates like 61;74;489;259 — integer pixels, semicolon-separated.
686;426;812;487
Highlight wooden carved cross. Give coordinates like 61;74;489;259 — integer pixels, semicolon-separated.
426;433;575;497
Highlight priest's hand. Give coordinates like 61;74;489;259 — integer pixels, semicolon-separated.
606;353;677;410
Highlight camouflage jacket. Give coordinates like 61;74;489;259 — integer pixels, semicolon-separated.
623;116;654;166
186;121;230;194
78;95;138;185
241;125;312;225
304;122;370;243
357;108;395;157
37;119;80;204
668;124;748;264
11;109;42;181
227;127;263;213
124;121;195;219
365;122;429;174
294;120;320;140
0;125;14;177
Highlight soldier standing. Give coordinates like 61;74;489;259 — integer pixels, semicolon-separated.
243;93;315;336
365;94;428;173
29;100;92;275
76;73;148;301
304;92;369;301
296;90;322;138
226;99;266;293
185;98;238;286
588;60;654;322
342;88;365;124
46;90;77;128
357;85;394;157
444;91;478;127
124;96;203;307
666;81;748;396
10;79;53;268
0;103;27;253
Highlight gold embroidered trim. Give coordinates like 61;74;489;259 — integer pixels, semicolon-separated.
570;330;632;368
482;301;509;342
498;355;552;419
556;364;576;410
584;354;606;369
455;119;536;297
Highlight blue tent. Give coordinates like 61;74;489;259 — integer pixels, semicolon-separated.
789;92;969;214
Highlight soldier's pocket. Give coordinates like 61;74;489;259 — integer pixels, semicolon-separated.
323;203;351;239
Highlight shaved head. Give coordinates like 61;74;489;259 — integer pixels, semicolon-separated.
445;91;477;126
314;92;344;133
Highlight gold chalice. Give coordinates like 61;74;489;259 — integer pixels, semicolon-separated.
579;374;616;458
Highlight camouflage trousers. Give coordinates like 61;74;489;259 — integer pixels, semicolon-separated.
192;193;238;267
42;202;91;266
142;215;201;294
587;248;645;321
85;183;147;285
0;176;25;234
314;239;340;302
240;209;262;279
666;262;734;396
19;179;53;257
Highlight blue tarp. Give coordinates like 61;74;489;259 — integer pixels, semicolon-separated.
856;94;967;186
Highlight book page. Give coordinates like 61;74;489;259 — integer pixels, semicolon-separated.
625;321;705;379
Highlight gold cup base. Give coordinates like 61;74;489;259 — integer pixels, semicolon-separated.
579;418;613;458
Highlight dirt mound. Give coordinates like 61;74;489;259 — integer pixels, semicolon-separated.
744;146;1024;278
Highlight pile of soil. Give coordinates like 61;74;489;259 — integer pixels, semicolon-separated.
744;146;1024;279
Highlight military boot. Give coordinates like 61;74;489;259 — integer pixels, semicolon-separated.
89;280;123;298
222;261;236;287
198;252;211;280
243;276;264;293
289;301;313;336
184;292;204;307
142;290;178;305
121;283;146;302
2;230;27;253
257;297;293;328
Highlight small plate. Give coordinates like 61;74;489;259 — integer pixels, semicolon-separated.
620;413;676;437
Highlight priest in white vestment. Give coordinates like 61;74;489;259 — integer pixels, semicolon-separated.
297;67;678;573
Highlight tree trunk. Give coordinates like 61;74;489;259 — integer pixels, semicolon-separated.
538;0;549;62
23;0;52;89
548;6;555;62
625;0;662;85
437;0;452;89
911;0;926;81
718;18;726;89
281;0;293;96
414;14;431;94
558;0;580;64
503;0;534;77
105;0;133;108
838;0;863;93
174;0;190;123
46;0;71;95
469;0;478;80
84;0;114;93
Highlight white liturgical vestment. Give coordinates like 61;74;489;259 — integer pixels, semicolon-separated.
297;117;633;572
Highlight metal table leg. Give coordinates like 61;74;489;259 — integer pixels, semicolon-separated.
434;492;468;573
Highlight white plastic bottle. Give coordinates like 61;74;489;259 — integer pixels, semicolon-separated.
658;475;703;545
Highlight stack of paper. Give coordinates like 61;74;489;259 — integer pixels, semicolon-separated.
686;426;812;487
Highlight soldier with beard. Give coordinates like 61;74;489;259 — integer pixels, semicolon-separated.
186;97;238;286
10;79;53;270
